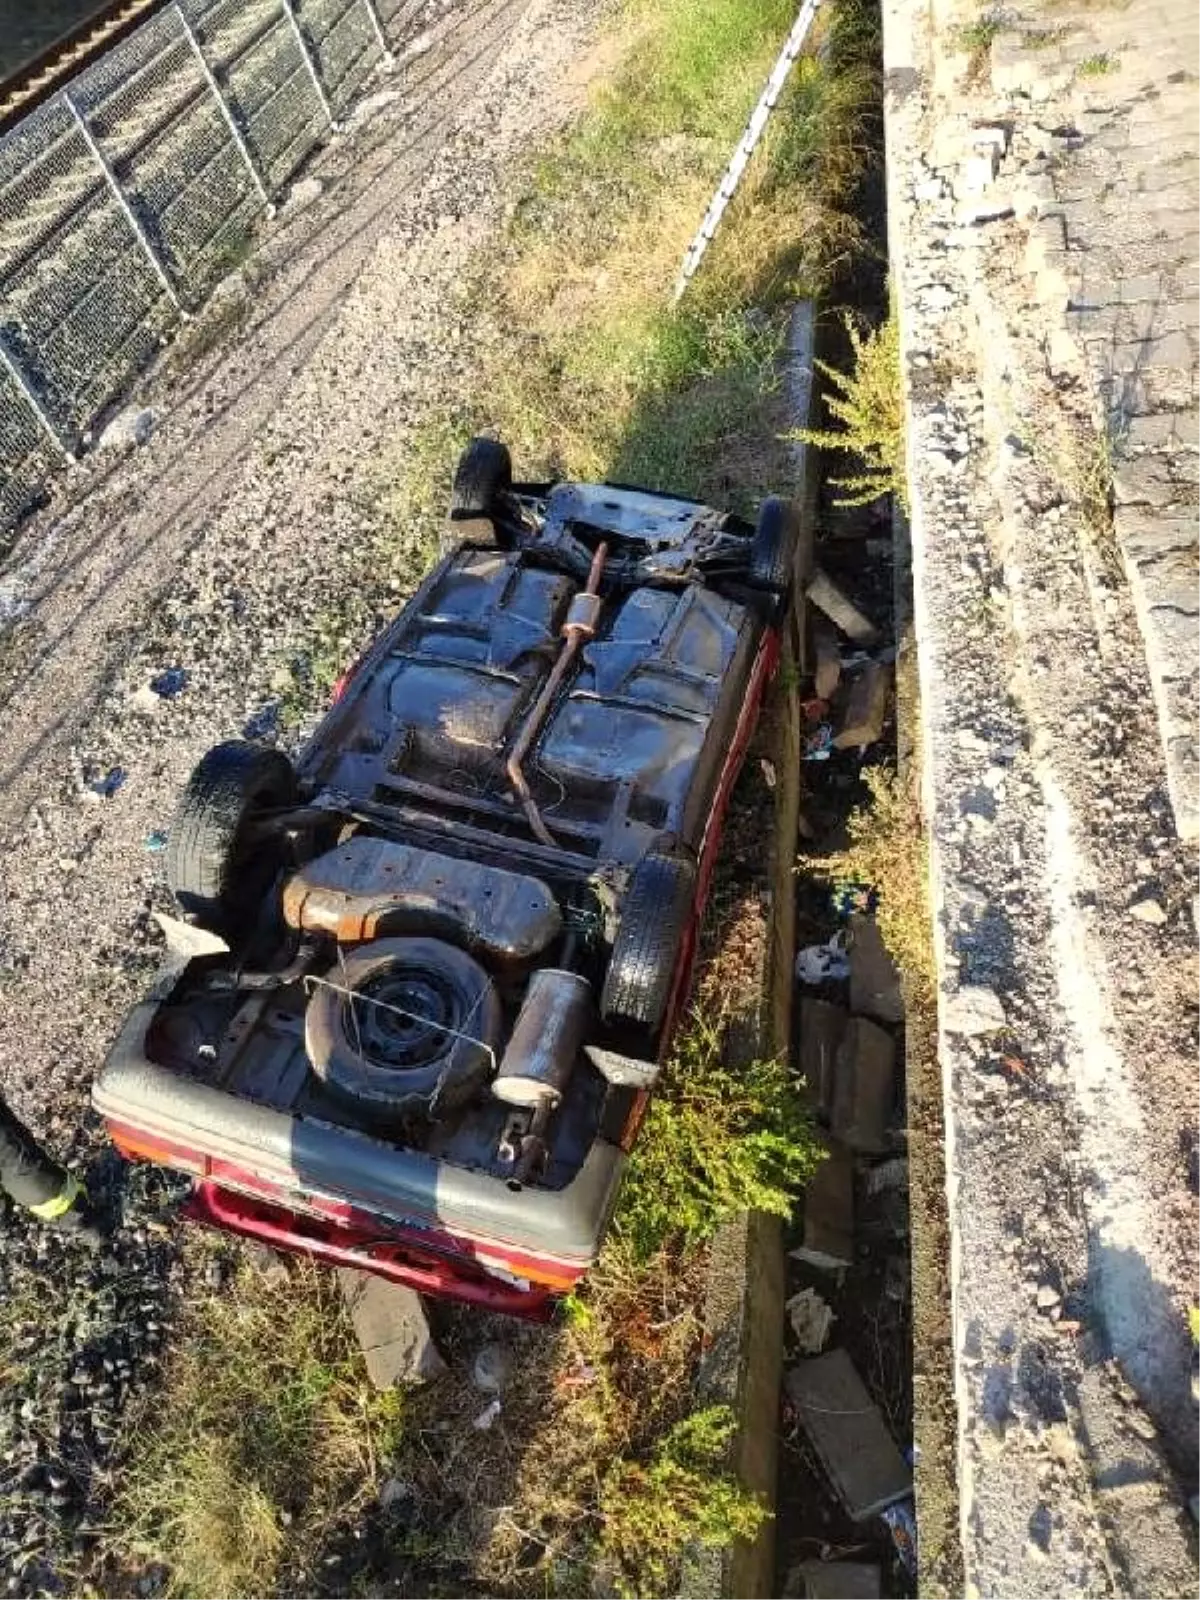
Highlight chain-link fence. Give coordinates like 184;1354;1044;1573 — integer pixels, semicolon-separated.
0;0;436;534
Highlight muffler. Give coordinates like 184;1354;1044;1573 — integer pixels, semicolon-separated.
492;968;591;1184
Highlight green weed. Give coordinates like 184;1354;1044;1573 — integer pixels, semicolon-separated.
1077;51;1118;74
792;307;907;511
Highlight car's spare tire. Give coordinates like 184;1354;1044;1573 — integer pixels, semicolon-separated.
166;741;298;940
305;937;502;1121
746;495;802;621
600;848;697;1049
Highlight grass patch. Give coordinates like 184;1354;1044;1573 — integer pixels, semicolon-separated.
950;15;1004;53
793;307;907;513
110;1252;405;1598
1077;50;1118;74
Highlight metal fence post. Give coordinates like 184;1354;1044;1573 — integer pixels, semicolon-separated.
63;91;182;313
360;0;394;62
280;0;337;128
175;3;274;210
0;332;74;462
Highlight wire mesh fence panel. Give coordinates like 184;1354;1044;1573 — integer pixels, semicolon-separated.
72;6;266;307
198;0;330;193
297;0;384;115
0;94;176;446
0;365;60;534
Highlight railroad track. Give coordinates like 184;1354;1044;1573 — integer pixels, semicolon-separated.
0;0;169;134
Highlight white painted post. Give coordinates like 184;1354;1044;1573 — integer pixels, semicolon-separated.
175;3;274;211
674;0;823;301
64;91;182;312
360;0;395;63
280;0;337;128
0;332;74;462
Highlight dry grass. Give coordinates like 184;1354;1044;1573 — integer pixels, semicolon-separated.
110;1250;405;1598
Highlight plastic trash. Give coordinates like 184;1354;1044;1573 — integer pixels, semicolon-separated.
803;724;834;762
150;667;188;699
144;829;169;852
831;880;878;917
785;1287;834;1354
880;1497;917;1576
471;1397;502;1431
794;933;850;984
90;767;126;799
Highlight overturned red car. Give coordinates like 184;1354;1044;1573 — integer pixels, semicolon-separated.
94;439;802;1318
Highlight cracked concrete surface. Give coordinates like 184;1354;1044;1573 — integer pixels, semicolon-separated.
882;0;1199;1592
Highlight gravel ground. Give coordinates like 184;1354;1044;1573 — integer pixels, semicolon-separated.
0;0;607;1585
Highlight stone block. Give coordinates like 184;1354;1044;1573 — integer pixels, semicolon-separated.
831;1017;895;1152
812;615;842;700
790;1140;855;1272
833;662;892;750
848;914;905;1024
806;567;880;646
787;1559;882;1598
786;1349;911;1520
338;1268;447;1388
799;998;848;1113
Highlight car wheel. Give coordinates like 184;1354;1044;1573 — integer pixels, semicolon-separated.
746;495;802;621
166;741;297;939
305;937;502;1122
600;849;697;1049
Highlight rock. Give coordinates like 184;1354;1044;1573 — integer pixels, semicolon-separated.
848;914;904;1024
286;176;324;211
786;1287;834;1354
96;406;155;453
799;998;848;1115
1128;897;1167;925
830;1017;896;1153
944;984;1006;1036
471;1341;511;1394
786;1350;911;1520
337;1269;446;1388
806;568;880;646
1036;1284;1061;1310
790;1140;854;1271
833;663;891;751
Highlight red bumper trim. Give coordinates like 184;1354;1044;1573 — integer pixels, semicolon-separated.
184;1182;557;1321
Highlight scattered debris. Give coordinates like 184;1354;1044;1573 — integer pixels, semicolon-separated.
942;982;1005;1036
471;1341;512;1395
472;1397;502;1431
799;997;848;1115
879;1497;918;1576
88;767;126;799
847;914;904;1024
1128;896;1168;926
790;1140;855;1272
831;1017;896;1154
96;405;155;453
833;662;891;751
807;568;881;646
812;615;843;700
336;1269;446;1388
831;881;878;918
760;757;778;789
144;829;169;852
803;723;835;761
796;935;851;984
149;667;189;699
786;1287;835;1354
788;1558;882;1598
786;1349;911;1520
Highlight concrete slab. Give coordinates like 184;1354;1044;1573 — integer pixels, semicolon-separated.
833;662;892;750
786;1349;911;1521
807;567;881;646
798;997;848;1115
790;1139;855;1272
337;1268;447;1388
848;914;904;1025
787;1559;882;1598
830;1016;896;1153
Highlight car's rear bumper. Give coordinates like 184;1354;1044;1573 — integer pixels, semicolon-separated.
95;994;627;1293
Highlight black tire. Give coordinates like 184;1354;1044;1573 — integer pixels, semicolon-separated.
746;496;802;621
450;437;512;521
166;741;297;938
305;937;502;1122
600;849;697;1046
